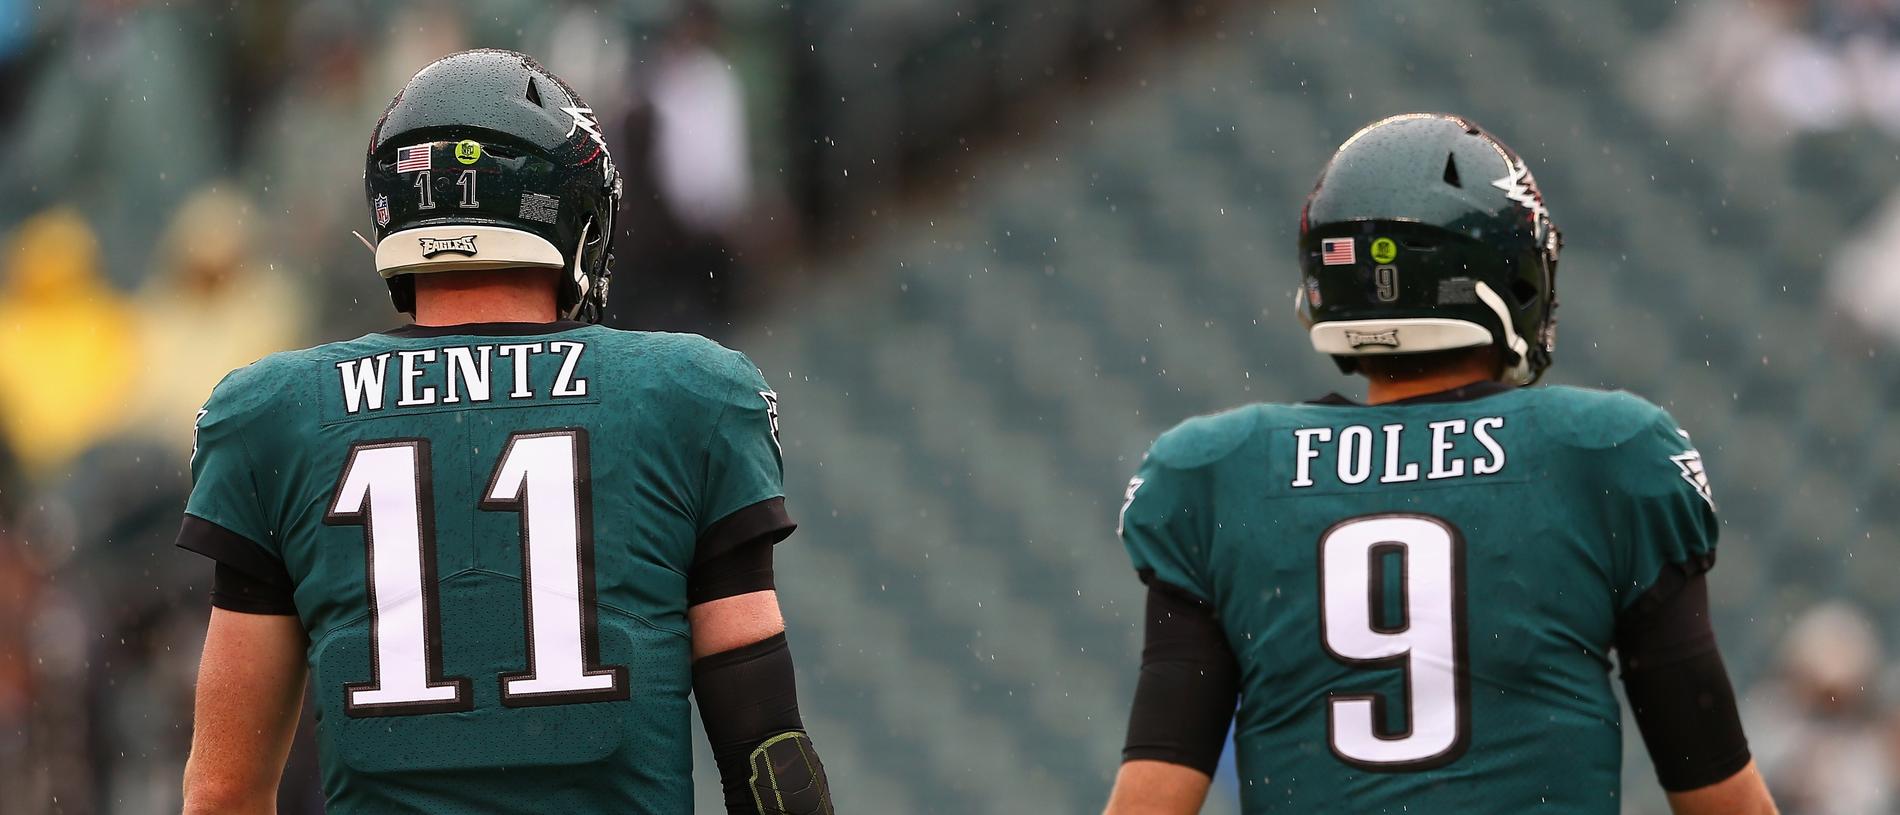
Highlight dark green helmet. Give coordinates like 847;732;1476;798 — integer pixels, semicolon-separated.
1296;113;1562;384
366;49;621;322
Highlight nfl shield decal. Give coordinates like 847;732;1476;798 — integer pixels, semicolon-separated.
373;194;391;227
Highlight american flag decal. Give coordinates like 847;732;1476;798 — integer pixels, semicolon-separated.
1321;237;1356;265
395;143;432;174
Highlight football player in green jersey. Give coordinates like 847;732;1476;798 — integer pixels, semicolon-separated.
177;50;833;815
1102;114;1776;815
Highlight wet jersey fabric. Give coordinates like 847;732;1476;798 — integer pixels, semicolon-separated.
1118;384;1717;814
179;321;791;814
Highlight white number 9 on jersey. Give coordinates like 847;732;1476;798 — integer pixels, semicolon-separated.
1319;513;1470;770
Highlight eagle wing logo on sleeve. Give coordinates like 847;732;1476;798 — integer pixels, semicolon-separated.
1670;448;1715;511
1117;476;1145;536
759;389;781;455
191;407;208;466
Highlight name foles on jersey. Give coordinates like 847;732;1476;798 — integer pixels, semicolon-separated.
1291;416;1507;488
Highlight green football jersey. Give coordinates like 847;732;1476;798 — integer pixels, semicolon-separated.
179;321;792;814
1118;383;1718;813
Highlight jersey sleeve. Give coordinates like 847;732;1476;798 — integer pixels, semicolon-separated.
694;353;795;562
1609;408;1720;613
1118;439;1217;604
176;369;291;585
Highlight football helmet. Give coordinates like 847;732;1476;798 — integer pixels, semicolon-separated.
365;49;621;322
1297;113;1562;384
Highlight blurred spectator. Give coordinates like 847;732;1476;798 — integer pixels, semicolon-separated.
1633;0;1900;146
0;528;47;803
1631;0;1828;146
247;2;389;337
1745;602;1893;814
649;2;754;242
0;522;91;812
606;0;754;337
128;185;307;455
0;0;222;284
0;208;136;479
0;0;43;131
538;1;637;133
35;437;200;814
1825;185;1900;346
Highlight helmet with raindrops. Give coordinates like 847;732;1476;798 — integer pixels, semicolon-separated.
1296;113;1563;385
364;49;621;322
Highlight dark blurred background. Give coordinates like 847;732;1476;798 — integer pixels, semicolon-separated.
3;0;1900;813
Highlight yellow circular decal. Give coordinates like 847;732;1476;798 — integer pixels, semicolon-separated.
455;140;482;165
1370;237;1398;264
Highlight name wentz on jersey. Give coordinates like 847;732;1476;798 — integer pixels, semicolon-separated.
1118;384;1718;813
334;340;592;413
181;321;790;813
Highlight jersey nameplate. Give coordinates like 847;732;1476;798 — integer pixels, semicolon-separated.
326;340;595;423
1283;414;1523;494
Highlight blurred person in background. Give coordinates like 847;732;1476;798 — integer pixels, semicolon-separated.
538;1;636;132
1825;185;1900;347
1745;602;1892;815
0;0;44;129
1634;0;1900;145
0;0;221;283
0;519;62;806
606;0;755;337
247;2;381;335
129;185;306;455
0;523;93;811
0;207;136;479
1629;0;1830;146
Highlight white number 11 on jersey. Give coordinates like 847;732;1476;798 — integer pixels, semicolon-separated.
326;429;628;717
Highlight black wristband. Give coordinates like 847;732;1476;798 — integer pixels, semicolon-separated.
1121;579;1239;775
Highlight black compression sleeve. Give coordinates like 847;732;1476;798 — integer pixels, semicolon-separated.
211;561;298;615
694;633;830;813
1617;568;1751;792
183;515;297;615
1122;580;1239;775
689;538;776;606
697;497;796;564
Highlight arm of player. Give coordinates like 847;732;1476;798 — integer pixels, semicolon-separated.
1664;761;1776;815
1618;568;1777;815
1104;761;1213;815
689;539;834;815
1103;581;1239;815
182;608;308;815
688;354;830;813
1610;413;1776;814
